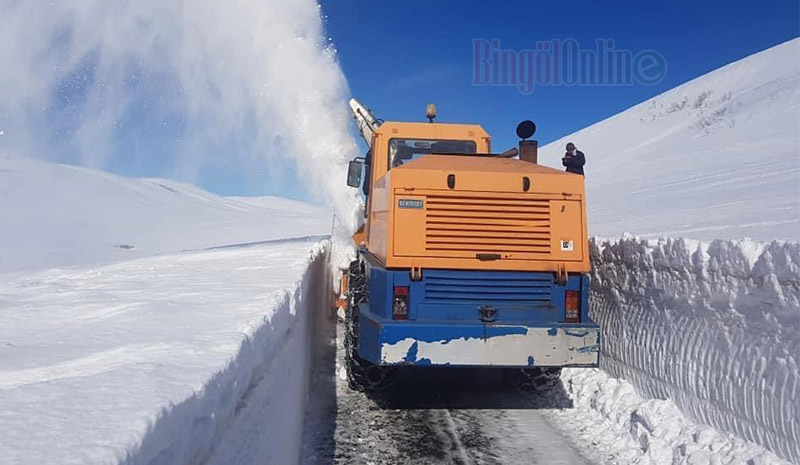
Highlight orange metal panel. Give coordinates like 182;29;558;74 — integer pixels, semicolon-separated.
549;200;585;263
393;195;426;256
362;121;589;275
383;256;588;273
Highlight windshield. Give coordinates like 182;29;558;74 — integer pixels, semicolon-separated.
389;139;477;168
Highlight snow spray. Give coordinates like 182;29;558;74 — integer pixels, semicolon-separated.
0;0;361;230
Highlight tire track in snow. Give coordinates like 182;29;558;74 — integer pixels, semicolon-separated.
442;409;473;465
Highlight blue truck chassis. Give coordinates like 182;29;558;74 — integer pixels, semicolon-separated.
347;252;600;370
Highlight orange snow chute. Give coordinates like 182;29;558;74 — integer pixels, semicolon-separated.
333;270;349;311
351;224;365;247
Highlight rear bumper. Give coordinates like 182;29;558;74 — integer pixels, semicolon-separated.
357;312;600;367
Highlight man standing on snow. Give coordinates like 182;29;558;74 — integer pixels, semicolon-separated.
562;142;585;176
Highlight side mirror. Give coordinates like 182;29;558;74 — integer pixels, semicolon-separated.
346;159;364;188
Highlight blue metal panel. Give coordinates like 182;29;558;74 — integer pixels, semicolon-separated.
419;269;574;324
356;261;599;367
424;270;552;304
356;312;600;367
357;302;382;362
581;274;591;322
366;266;591;323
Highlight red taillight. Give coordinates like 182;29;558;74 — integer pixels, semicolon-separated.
393;286;409;319
565;290;581;323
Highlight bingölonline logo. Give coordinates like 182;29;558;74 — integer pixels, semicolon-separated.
473;39;667;94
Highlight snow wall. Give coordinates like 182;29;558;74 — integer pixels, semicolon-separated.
123;244;332;465
590;238;799;463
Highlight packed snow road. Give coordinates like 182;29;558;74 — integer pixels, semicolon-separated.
301;323;596;465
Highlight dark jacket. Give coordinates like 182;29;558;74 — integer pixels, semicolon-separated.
562;150;585;175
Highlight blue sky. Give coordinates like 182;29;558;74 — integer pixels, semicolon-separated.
321;0;799;156
12;1;797;203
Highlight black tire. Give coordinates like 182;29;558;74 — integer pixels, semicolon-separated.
344;259;396;392
507;367;562;392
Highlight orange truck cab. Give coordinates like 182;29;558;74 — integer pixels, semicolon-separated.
343;101;598;390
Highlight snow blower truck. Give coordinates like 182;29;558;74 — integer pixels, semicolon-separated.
340;99;599;391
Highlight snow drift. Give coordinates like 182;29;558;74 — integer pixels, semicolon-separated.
0;238;332;465
549;367;790;465
588;237;800;463
540;38;800;242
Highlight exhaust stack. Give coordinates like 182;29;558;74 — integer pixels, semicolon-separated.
519;139;538;164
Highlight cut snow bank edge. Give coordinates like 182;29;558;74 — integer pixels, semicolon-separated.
122;243;333;465
589;237;800;463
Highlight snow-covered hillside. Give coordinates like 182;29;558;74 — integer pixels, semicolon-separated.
0;153;331;273
540;39;800;242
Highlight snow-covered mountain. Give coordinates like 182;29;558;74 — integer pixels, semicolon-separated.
0;154;331;273
540;38;800;242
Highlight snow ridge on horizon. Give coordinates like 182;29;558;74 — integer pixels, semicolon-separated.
541;38;800;243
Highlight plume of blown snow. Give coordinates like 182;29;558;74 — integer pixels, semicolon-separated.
0;0;360;229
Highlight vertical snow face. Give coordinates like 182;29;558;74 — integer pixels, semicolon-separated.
540;38;800;242
0;0;361;229
590;237;800;462
0;240;332;465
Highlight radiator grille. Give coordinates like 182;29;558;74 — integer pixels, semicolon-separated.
424;271;552;303
425;194;551;258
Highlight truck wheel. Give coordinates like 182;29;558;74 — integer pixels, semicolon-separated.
344;306;396;392
344;260;396;393
508;367;562;392
343;307;366;391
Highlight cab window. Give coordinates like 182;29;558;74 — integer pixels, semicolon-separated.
388;139;477;168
